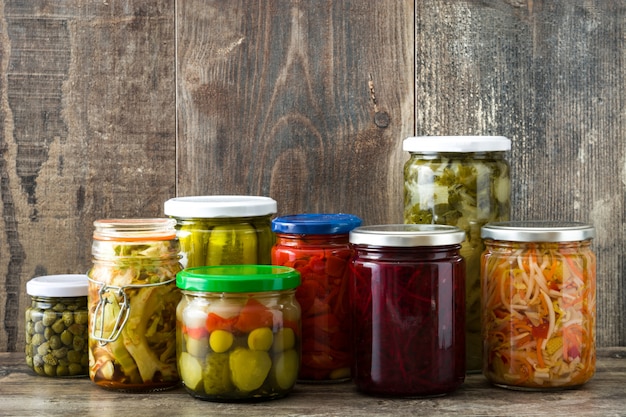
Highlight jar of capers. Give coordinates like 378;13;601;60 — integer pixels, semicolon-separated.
25;274;89;377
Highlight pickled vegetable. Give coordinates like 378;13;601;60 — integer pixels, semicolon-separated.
404;154;510;371
88;237;182;390
207;224;258;265
176;293;301;401
482;242;596;389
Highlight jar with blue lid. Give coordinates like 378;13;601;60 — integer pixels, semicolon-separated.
271;213;362;382
176;265;301;401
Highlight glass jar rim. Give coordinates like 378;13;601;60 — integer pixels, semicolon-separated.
272;213;362;234
26;274;88;297
350;224;465;247
93;218;177;241
176;265;300;292
164;195;277;218
481;221;595;242
403;136;511;153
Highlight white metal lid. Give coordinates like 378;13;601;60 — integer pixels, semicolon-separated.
26;274;89;298
403;136;511;153
481;221;596;242
349;224;465;247
164;195;278;218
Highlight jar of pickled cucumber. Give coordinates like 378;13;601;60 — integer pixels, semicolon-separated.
271;213;362;382
163;195;277;268
25;274;89;377
480;221;596;390
176;265;301;402
87;218;182;392
349;224;466;397
403;135;511;373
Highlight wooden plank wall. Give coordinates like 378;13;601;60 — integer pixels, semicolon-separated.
0;0;623;352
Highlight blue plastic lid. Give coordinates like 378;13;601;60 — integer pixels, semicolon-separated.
271;213;362;235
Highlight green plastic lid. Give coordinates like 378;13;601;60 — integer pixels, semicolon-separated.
176;265;301;293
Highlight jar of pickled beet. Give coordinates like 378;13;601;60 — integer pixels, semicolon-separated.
164;195;277;268
175;265;301;402
480;221;596;390
271;213;362;382
25;274;89;377
349;224;466;397
87;218;182;392
403;135;511;373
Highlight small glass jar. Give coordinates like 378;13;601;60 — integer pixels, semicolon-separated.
349;224;466;397
481;221;596;390
271;213;362;382
25;274;89;377
87;218;182;392
403;136;511;373
164;195;277;268
175;265;301;402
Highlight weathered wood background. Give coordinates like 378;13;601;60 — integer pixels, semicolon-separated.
0;0;623;353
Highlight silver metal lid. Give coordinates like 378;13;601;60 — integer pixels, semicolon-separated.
349;224;465;247
481;221;595;242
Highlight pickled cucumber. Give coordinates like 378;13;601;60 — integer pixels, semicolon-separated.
179;352;203;391
229;348;271;392
203;352;233;395
206;224;258;265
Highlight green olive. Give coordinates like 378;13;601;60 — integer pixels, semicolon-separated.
209;330;234;353
248;327;273;351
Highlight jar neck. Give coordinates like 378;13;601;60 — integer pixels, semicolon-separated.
484;239;592;253
30;295;87;307
275;233;350;247
91;238;181;262
354;244;462;261
410;151;505;160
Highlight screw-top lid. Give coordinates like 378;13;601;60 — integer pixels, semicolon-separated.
176;265;300;293
272;213;362;235
403;136;511;153
164;196;277;218
481;221;596;242
349;224;465;247
26;274;89;298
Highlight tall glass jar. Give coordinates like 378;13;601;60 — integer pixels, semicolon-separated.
176;265;301;401
270;213;362;382
87;218;182;392
349;224;466;397
480;221;596;390
403;135;511;372
164;195;277;268
25;274;89;377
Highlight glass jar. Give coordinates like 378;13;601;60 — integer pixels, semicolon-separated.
87;218;182;392
403;135;511;373
480;221;596;390
349;224;466;397
25;274;89;377
271;213;362;382
175;265;301;402
164;195;277;268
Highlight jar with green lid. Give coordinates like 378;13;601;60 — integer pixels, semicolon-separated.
176;265;301;402
164;195;277;268
403;135;511;372
481;221;596;390
87;218;182;392
25;274;89;377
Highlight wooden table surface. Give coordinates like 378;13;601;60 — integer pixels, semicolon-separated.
1;348;625;417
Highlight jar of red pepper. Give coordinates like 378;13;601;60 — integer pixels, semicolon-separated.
271;213;362;382
349;224;466;397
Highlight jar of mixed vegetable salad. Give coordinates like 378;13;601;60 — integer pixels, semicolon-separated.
25;274;89;378
403;135;511;373
175;265;301;402
480;221;596;390
87;218;182;392
271;213;362;382
164;196;277;268
349;224;466;397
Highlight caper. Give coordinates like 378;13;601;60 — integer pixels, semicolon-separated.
44;363;56;376
25;333;32;345
44;327;54;341
73;335;85;352
67;350;82;364
37;342;50;356
49;335;62;350
75;310;88;325
33;365;45;376
60;330;73;346
33;354;44;368
42;310;57;326
62;311;74;327
68;363;83;376
56;364;69;377
51;318;66;334
58;357;69;367
30;309;43;323
26;355;33;368
25;321;34;336
52;303;66;312
34;321;44;334
52;347;68;359
31;333;45;347
42;353;58;366
67;323;84;336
